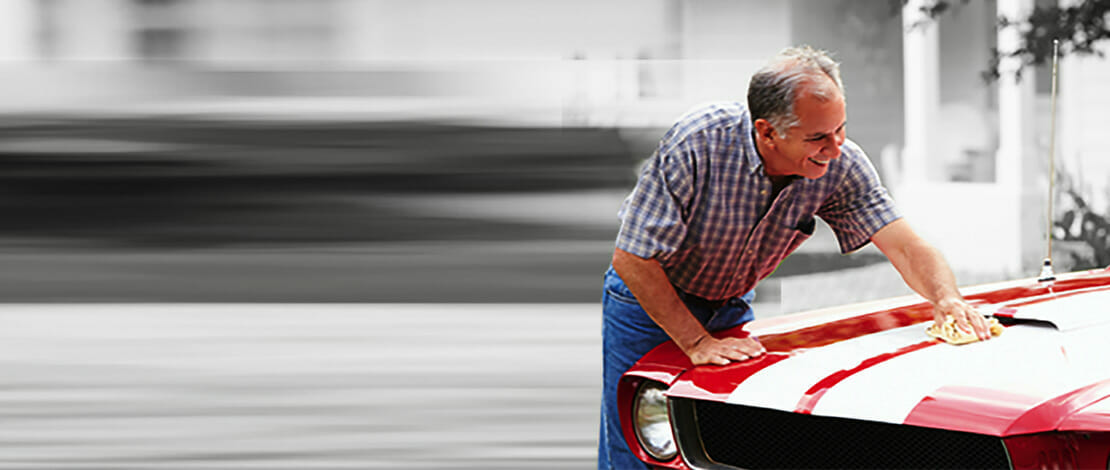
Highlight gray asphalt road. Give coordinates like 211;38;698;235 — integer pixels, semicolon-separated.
1;304;602;469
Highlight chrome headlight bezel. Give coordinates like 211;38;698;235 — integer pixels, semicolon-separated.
632;380;678;461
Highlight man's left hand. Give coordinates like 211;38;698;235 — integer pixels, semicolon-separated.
933;297;991;341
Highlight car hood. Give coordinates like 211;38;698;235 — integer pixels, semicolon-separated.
631;269;1110;436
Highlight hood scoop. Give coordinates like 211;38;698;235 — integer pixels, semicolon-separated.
989;288;1110;332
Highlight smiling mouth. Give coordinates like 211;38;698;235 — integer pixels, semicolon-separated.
808;157;831;166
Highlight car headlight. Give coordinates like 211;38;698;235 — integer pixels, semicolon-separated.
633;380;677;461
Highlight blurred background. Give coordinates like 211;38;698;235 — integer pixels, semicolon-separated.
3;0;1109;304
2;0;1110;468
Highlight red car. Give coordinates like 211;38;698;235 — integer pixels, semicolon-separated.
619;268;1110;469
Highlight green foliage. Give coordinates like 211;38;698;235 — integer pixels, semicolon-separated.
909;0;1110;81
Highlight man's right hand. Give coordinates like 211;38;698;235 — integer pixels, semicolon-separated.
612;249;766;367
685;335;765;366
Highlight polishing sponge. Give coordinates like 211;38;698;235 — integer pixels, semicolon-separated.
926;316;1005;344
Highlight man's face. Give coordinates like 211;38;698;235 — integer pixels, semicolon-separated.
758;89;847;180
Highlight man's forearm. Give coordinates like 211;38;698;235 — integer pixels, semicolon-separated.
892;241;962;306
872;219;961;305
611;248;711;352
872;219;992;338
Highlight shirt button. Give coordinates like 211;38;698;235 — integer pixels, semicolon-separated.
760;190;767;195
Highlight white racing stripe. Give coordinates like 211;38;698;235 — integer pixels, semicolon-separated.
725;323;930;412
727;323;1088;425
814;325;1083;423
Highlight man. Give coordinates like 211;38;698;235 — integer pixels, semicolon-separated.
598;45;992;469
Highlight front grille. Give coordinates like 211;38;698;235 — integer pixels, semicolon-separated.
683;399;1010;469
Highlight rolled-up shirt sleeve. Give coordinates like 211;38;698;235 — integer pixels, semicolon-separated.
818;147;902;254
615;141;696;260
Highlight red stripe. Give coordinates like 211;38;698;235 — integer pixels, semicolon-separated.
1005;284;1110;308
794;340;940;414
662;306;938;402
666;352;794;402
902;378;1110;436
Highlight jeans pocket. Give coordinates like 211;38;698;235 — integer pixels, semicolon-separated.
603;268;640;305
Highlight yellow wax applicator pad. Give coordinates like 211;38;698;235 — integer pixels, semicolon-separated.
925;316;1005;345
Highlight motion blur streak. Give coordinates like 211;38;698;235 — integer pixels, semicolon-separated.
0;304;599;469
0;119;635;303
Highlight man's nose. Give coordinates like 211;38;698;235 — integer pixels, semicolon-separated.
823;135;842;159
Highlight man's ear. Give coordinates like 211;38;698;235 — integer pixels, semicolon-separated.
753;119;777;146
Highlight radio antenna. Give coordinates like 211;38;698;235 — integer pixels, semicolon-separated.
1038;38;1060;282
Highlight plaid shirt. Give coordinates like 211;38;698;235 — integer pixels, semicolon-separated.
615;102;901;301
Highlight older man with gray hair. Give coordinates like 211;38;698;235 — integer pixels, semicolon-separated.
598;45;990;469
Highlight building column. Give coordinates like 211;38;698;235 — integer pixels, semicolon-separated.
997;0;1040;273
0;0;37;60
901;0;940;184
996;0;1035;188
1056;0;1091;212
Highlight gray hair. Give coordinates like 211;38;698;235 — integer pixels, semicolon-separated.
747;45;844;137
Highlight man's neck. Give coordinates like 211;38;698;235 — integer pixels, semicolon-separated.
769;174;792;199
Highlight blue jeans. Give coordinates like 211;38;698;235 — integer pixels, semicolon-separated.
598;266;754;469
